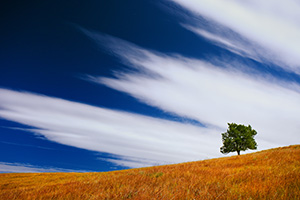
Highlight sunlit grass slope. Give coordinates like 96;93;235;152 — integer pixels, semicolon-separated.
0;145;299;199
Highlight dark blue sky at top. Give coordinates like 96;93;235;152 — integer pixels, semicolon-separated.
0;0;298;172
1;0;214;110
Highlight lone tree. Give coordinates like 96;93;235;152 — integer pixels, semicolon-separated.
220;123;257;155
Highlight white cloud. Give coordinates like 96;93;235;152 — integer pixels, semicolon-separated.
170;0;300;73
0;162;86;173
82;34;300;151
104;156;164;168
0;88;224;168
182;25;266;64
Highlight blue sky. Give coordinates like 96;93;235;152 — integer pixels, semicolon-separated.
0;0;299;173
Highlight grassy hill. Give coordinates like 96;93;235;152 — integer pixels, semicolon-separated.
0;145;299;199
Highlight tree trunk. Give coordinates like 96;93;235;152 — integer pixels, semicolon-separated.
237;150;240;155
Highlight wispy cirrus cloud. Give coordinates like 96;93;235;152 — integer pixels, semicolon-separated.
81;31;300;150
0;162;87;173
170;0;300;74
0;88;222;168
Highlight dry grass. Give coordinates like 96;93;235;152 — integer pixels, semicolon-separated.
1;145;299;199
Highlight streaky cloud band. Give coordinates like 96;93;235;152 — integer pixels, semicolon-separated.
170;0;300;74
0;162;89;173
0;88;222;168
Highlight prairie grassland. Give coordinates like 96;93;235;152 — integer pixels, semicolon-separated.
0;145;299;199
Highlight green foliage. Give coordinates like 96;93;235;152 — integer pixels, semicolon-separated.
220;123;257;155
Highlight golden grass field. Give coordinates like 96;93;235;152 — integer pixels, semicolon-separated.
0;145;299;199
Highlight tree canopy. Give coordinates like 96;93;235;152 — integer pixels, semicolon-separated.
220;123;257;155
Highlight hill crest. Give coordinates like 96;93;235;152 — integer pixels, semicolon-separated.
1;145;299;199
